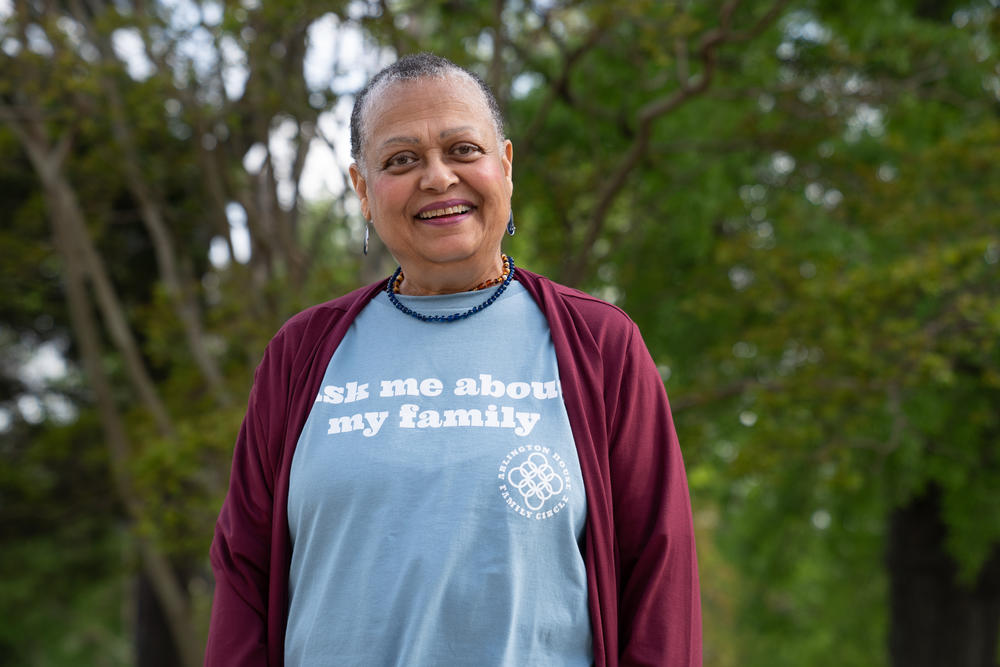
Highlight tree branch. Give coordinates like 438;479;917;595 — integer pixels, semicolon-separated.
561;0;792;285
50;179;202;667
514;26;604;154
69;0;233;405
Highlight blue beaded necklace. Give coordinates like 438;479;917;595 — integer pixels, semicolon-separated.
385;255;516;323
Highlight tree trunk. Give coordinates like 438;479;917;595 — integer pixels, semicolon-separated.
4;112;204;667
49;166;204;667
887;485;1000;667
12;119;175;437
70;0;232;407
135;571;182;667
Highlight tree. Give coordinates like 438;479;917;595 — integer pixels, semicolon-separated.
1;0;363;662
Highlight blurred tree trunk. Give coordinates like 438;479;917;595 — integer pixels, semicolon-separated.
67;0;232;407
6;109;202;667
5;118;173;436
135;570;183;667
887;485;1000;667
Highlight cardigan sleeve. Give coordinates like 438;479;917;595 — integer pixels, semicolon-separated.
204;344;282;666
203;285;383;667
608;323;702;666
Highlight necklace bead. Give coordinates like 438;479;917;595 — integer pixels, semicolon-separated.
385;256;516;323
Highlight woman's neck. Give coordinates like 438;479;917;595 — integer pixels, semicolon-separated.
396;255;507;296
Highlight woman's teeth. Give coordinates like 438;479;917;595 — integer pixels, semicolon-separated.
418;205;471;219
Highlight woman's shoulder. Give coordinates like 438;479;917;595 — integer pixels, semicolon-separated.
267;280;385;352
515;268;638;336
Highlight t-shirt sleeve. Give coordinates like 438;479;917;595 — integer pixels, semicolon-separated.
609;323;702;666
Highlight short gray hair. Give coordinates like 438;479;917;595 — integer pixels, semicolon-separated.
350;52;505;169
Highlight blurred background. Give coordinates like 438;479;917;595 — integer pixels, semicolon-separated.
1;0;998;665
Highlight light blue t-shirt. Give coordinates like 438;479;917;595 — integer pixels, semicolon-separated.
285;282;592;666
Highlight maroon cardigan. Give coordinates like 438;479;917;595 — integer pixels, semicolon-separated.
206;269;701;666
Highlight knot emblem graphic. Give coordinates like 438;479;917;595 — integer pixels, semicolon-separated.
507;452;565;511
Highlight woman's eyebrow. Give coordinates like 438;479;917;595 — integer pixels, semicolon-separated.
380;135;420;148
379;126;476;148
440;126;474;138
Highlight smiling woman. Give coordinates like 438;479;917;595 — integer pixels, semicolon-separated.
349;73;513;295
206;53;702;667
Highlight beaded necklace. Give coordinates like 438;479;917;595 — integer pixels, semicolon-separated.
386;255;515;323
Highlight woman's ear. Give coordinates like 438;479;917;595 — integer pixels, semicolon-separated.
502;139;513;190
349;163;370;220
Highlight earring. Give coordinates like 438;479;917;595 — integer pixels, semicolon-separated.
363;222;370;256
506;211;516;236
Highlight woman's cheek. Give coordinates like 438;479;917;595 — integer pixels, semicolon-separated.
371;179;405;216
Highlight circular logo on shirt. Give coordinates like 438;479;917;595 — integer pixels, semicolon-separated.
497;445;571;520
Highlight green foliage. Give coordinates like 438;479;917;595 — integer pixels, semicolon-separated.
0;416;130;666
661;5;1000;659
0;530;131;666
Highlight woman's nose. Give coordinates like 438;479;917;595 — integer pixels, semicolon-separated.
419;154;459;192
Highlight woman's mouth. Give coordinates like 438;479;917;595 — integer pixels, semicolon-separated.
415;203;475;224
417;204;472;219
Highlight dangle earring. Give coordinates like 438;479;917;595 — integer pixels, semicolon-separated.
363;221;370;256
506;211;516;236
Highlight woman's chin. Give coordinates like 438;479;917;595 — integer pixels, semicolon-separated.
413;238;496;266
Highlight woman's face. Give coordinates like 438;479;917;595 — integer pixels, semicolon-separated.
350;75;513;291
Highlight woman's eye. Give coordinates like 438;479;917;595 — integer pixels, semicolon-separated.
453;144;481;157
385;154;416;169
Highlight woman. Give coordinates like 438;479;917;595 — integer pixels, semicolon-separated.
206;53;701;666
